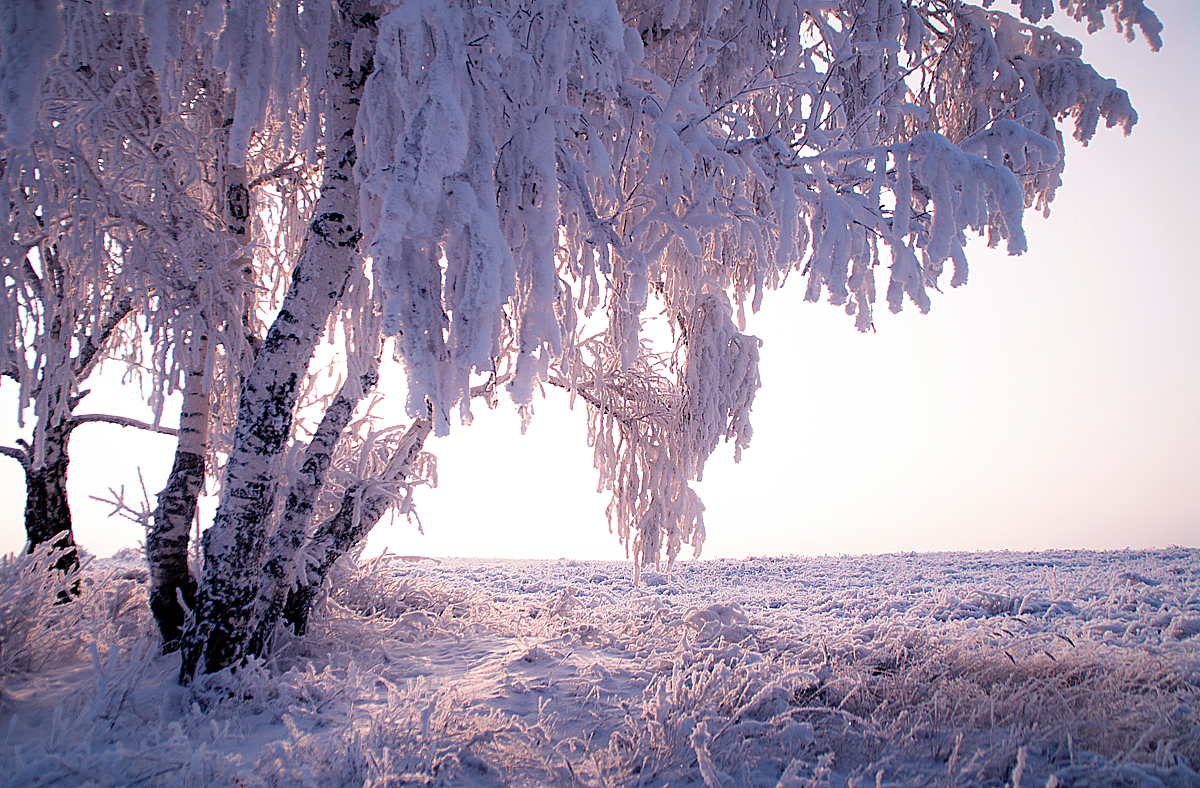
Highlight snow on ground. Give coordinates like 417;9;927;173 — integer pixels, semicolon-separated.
0;546;1197;787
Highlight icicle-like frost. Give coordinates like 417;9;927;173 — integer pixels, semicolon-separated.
142;0;182;114
682;294;760;473
504;108;564;410
361;1;478;433
566;294;758;570
213;2;271;168
360;0;631;430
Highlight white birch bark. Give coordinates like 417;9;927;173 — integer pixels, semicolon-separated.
147;89;252;653
181;3;376;682
146;363;208;650
246;356;381;658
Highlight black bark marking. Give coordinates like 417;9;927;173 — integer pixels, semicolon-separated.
226;182;250;234
311;212;361;247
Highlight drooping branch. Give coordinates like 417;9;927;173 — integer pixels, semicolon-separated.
548;375;640;430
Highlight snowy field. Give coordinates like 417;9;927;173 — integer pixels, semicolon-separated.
1;547;1197;787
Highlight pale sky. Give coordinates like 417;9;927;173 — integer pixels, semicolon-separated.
2;3;1197;561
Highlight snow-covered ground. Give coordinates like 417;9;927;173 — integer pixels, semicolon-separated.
1;547;1197;787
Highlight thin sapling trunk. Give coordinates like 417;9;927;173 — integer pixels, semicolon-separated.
147;369;208;651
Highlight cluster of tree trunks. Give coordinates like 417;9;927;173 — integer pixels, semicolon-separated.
5;1;410;680
179;1;384;682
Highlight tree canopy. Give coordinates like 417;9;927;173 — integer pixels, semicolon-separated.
0;0;1160;678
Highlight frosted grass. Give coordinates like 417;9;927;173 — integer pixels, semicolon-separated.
1;547;1196;787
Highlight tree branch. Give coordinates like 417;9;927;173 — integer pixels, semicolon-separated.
69;413;179;436
0;445;28;466
547;375;640;429
73;297;134;380
247;155;302;191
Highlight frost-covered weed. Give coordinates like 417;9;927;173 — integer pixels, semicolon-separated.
0;545;84;677
1;550;1197;787
256;685;562;788
0;550;243;788
0;544;152;679
862;634;1200;769
581;630;1199;787
586;649;829;786
325;553;477;629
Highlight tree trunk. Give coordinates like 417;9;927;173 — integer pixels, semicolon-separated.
246;361;380;658
179;6;375;683
146;370;208;652
20;415;80;600
23;438;70;550
148;84;253;653
283;417;431;636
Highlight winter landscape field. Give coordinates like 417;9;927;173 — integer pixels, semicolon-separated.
0;546;1196;787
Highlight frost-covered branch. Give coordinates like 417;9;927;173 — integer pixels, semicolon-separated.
72;299;134;382
88;474;153;530
68;414;178;437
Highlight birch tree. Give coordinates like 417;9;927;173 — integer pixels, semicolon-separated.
0;2;200;581
1;0;1160;680
0;240;158;582
1;0;271;619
